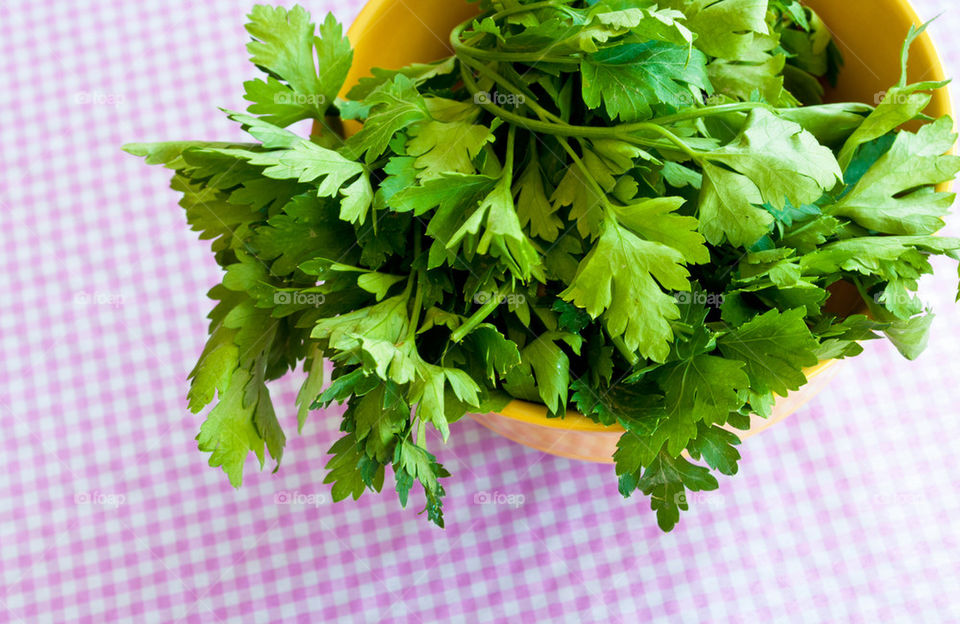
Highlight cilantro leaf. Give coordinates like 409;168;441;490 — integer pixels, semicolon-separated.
352;384;407;463
679;0;775;62
196;367;269;487
698;162;774;247
652;353;748;455
836;21;947;169
295;346;325;433
447;174;544;282
573;379;664;428
346;57;457;100
250;192;357;275
206;141;374;225
324;433;374;502
613;197;710;264
514;144;563;242
883;311;935;360
394;440;450;527
406;119;495;179
343;74;430;164
409;359;481;442
462;324;522;383
686;423;741;476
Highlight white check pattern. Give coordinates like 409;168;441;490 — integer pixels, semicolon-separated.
1;0;959;622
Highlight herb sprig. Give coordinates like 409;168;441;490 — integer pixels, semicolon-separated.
126;1;960;531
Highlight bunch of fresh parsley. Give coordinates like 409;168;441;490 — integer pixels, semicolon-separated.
126;1;960;531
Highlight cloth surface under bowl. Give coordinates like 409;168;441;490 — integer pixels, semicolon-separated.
1;1;959;622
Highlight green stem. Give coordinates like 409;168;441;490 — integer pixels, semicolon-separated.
457;64;604;138
490;0;569;20
554;136;615;214
649;102;771;125
456;43;714;151
611;335;640;367
461;60;699;217
454;1;582;55
451;286;508;343
850;277;877;311
407;282;424;342
457;63;704;159
416;419;427;447
455;48;579;67
451;13;573;65
783;214;829;238
458;54;566;126
406;232;424;341
504;121;517;174
639;125;705;161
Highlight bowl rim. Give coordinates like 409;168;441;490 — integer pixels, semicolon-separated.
343;0;955;433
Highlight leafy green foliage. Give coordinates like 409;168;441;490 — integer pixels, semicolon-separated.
706;109;842;210
718;308;820;396
127;2;960;533
244;7;352;126
343;75;429;163
581;41;712;122
623;446;719;532
653;352;749;455
562;221;692;363
830;118;960;235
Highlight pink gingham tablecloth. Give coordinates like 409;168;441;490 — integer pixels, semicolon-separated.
1;1;959;622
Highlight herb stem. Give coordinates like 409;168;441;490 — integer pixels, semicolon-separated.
611;335;640;367
407;233;424;340
638;125;705;161
458;54;566;126
554;136;616;214
451;286;508;343
649;102;771;124
489;0;573;20
457;62;703;159
504;122;517;174
450;16;580;67
782;214;827;239
453;38;580;67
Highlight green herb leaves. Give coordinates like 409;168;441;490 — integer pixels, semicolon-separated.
127;2;960;533
581;41;711;122
830;117;960;235
244;7;351;125
708;109;843;208
718;308;820;396
562;220;692;363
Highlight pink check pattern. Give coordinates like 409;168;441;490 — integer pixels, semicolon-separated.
2;1;960;622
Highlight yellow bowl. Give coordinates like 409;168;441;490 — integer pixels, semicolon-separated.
338;0;953;463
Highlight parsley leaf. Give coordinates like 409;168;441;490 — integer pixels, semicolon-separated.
562;220;692;363
244;7;351;125
581;41;711;122
718;307;820;396
706;109;842;210
829;117;960;235
128;2;960;533
634;448;719;532
343;75;430;163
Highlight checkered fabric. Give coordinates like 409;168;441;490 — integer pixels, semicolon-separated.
2;1;960;622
